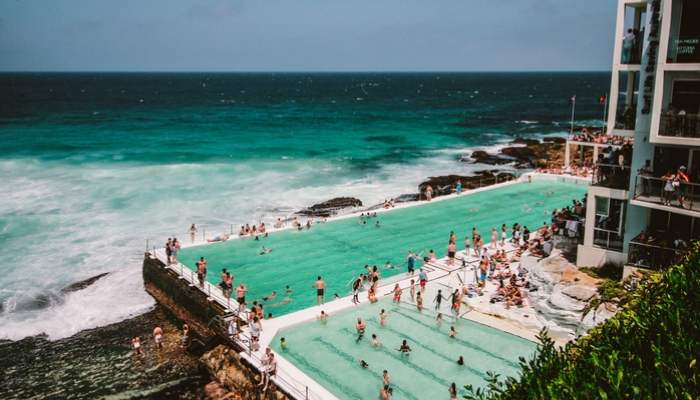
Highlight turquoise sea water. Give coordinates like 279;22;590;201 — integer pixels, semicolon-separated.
271;297;537;400
178;180;587;316
0;72;607;340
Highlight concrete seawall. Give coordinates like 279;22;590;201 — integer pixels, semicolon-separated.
142;254;291;400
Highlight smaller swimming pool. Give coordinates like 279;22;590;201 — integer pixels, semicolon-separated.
271;297;537;400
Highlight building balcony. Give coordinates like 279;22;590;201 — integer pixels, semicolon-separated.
659;113;700;138
621;38;643;65
592;163;631;190
632;175;700;213
627;232;689;270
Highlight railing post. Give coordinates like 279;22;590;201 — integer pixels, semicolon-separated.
146;239;149;253
306;386;309;400
230;224;233;235
202;228;206;242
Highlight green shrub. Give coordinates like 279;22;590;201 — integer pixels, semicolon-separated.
464;242;700;399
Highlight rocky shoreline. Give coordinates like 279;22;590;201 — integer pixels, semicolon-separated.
293;136;567;216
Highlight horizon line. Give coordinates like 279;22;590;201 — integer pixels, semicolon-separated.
0;69;611;74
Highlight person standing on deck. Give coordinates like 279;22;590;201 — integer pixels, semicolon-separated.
455;179;462;194
501;224;507;247
406;250;416;276
189;224;197;243
165;238;172;264
315;276;325;305
352;276;362;304
418;269;428;292
236;283;248;305
447;241;456;266
196;257;207;287
490;228;498;249
434;289;444;310
409;279;416;302
171;238;181;264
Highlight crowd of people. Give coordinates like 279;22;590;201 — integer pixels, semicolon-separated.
570;128;630;146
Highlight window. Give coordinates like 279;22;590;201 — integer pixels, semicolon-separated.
593;196;625;251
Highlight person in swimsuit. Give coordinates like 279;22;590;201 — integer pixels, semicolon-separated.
262;291;277;302
196;257;207;287
457;356;464;366
379;309;387;326
380;385;391;400
318;310;328;323
383;370;391;386
464;237;471;258
315;276;325;305
416;291;423;312
434;289;444;310
355;318;366;342
490;228;498;249
398;339;411;355
360;359;369;368
371;333;381;347
449;382;458;399
236;283;248;305
447;242;456;266
132;336;142;355
436;312;443;326
418;269;428;292
352;276;362;304
406;251;416;275
189;224;197;243
409;279;416;302
392;284;402;303
153;326;163;349
449;326;458;338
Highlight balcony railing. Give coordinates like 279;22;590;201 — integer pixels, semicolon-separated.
592;163;631;190
659;114;700;138
621;37;643;65
615;104;637;131
633;175;700;212
628;235;688;270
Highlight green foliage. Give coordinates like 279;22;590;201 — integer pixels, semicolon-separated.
579;261;623;281
464;242;700;399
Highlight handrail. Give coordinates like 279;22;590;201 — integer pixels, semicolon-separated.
633;175;698;211
659;113;700;138
592;163;631;190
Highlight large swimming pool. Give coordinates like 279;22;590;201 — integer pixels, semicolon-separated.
270;297;537;399
178;179;587;316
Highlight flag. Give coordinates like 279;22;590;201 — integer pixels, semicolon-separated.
599;95;607;105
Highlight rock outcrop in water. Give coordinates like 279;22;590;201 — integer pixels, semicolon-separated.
463;136;566;170
418;171;516;198
297;197;363;217
61;272;109;293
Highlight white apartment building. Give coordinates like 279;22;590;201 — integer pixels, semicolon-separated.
576;0;700;272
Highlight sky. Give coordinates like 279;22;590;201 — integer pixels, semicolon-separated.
0;0;616;72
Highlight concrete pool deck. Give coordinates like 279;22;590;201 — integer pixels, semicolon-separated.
151;172;590;399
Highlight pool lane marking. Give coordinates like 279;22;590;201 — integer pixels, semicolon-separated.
360;317;487;378
389;306;520;369
274;347;364;400
316;335;445;398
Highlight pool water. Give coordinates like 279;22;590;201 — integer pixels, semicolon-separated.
178;180;586;316
270;298;537;399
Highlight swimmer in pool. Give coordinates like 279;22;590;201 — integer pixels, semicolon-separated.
397;340;411;355
355;318;366;342
284;285;293;294
359;359;369;368
318;310;328;323
259;246;272;255
262;291;277;302
449;326;458;338
371;333;381;347
379;309;387;326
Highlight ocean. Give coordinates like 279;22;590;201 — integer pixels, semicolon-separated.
0;72;607;397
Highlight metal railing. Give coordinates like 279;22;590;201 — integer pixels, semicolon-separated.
659;114;700;138
633;175;700;212
592;163;631;190
627;240;686;270
147;249;324;400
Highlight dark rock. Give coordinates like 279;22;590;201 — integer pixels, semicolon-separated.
511;137;541;146
297;197;363;217
393;193;420;203
468;150;513;165
418;171;516;199
500;146;537;161
61;272;110;294
543;136;566;144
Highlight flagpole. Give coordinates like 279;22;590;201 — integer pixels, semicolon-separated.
570;95;576;137
602;93;609;133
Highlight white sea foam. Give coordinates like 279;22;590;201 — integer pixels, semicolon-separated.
0;144;523;341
